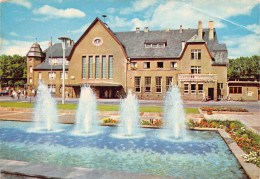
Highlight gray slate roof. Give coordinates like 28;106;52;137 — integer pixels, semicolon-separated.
34;43;72;70
114;28;228;64
33;27;228;70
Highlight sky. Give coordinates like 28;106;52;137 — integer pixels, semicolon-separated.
0;0;259;58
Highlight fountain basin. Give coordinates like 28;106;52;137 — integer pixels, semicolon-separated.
0;121;247;178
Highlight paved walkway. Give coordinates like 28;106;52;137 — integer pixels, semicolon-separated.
0;107;259;133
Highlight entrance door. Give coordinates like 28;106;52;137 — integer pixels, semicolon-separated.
208;88;214;100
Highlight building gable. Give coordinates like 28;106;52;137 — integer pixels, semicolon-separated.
68;17;127;60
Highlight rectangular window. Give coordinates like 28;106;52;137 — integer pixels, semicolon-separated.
157;62;163;68
145;77;151;92
218;83;223;89
48;85;56;94
29;78;32;83
156;77;162;93
88;56;93;79
60;72;68;79
191;66;201;74
135;77;141;93
229;87;242;94
82;56;86;79
102;56;106;79
48;72;56;79
191;50;201;60
198;84;203;94
170;62;177;69
166;77;173;92
95;56;100;79
191;84;196;94
109;56;113;79
184;84;189;94
29;66;32;73
130;62;137;70
38;72;41;80
143;62;150;69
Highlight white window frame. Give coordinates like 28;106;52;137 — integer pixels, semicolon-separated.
198;83;203;94
184;83;189;94
48;72;56;79
166;77;173;92
191;83;196;94
191;66;201;74
60;72;68;79
29;66;33;73
155;77;162;93
135;76;141;93
143;62;150;69
145;77;151;92
191;50;201;60
29;78;32;83
170;62;177;69
95;56;100;79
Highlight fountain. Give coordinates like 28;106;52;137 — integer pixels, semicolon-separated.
113;90;143;138
162;85;187;139
29;81;59;132
73;86;99;135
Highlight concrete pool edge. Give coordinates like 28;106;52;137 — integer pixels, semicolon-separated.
0;159;172;179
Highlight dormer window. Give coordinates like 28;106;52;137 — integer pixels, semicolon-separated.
144;39;167;48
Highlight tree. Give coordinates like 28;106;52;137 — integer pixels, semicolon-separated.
0;55;27;89
228;55;260;80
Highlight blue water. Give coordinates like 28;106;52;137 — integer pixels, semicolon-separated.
0;121;247;178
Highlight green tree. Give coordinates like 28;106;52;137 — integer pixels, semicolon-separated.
0;55;27;88
228;55;260;79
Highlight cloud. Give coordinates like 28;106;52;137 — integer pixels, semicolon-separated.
222;34;260;58
10;32;19;36
120;0;158;14
68;23;90;34
0;38;49;56
107;8;115;13
114;0;258;31
33;5;86;19
7;0;32;9
246;24;260;35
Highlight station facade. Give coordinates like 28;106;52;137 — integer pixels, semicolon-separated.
27;17;231;101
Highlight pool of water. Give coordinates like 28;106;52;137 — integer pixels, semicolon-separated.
0;121;247;178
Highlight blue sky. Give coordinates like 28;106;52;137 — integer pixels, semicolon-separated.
0;0;259;58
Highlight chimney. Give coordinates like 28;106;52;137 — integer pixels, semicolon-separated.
198;20;203;39
144;27;149;32
182;41;186;51
136;27;140;33
209;21;214;40
49;41;52;47
180;25;183;33
165;27;170;32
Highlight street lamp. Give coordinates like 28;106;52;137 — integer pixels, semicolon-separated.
58;37;70;104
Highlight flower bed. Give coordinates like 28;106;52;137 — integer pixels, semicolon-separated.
141;119;162;126
200;106;248;112
188;119;260;167
102;118;118;124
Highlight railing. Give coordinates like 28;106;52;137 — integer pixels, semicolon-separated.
178;74;217;82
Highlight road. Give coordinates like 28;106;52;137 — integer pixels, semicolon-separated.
0;96;259;112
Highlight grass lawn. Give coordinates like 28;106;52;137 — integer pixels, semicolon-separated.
0;102;200;114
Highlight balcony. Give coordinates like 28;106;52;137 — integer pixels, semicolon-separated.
178;74;217;82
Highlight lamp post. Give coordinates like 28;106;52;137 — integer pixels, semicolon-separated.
58;37;70;104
